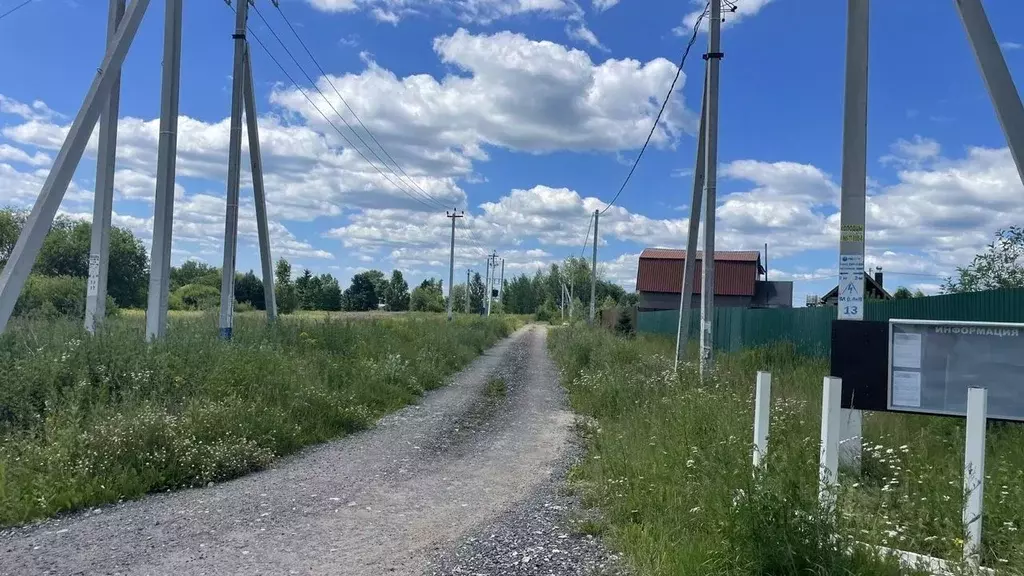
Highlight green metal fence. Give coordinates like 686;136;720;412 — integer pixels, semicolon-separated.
637;289;1024;357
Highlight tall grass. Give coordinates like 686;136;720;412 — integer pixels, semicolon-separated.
0;312;516;527
549;326;998;575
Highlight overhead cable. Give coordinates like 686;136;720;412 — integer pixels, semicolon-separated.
599;2;710;215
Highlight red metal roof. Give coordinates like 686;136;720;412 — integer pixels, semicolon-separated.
639;248;762;262
636;249;763;296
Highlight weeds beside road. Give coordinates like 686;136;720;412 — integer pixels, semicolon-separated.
550;326;1023;575
0;312;517;527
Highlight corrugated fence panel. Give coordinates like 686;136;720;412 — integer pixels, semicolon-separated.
636;289;1024;357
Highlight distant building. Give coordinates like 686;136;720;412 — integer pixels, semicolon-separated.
819;269;892;306
635;248;793;312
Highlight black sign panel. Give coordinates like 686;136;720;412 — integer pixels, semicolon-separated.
888;320;1024;421
830;320;889;411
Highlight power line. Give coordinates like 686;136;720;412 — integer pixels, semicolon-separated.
0;0;35;22
272;3;445;210
579;212;593;258
234;3;441;211
599;2;709;215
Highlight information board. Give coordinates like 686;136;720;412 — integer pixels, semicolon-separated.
837;254;864;320
888;319;1024;421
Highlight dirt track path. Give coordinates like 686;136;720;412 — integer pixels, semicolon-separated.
0;325;594;576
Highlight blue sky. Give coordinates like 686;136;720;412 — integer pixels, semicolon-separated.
1;0;1023;305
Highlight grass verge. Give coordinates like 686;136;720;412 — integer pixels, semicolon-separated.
549;326;1022;575
0;312;519;527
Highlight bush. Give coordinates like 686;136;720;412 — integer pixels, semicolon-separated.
12;275;117;319
172;283;220;311
614;307;634;336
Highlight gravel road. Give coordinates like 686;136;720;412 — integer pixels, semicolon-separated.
1;324;622;576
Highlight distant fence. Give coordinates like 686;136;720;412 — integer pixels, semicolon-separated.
637;289;1024;357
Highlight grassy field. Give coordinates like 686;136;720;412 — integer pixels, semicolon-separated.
0;311;518;527
550;326;1024;575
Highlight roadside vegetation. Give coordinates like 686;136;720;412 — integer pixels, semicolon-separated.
0;313;518;527
550;326;1023;575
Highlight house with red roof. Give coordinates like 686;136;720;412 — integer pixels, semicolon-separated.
636;248;793;311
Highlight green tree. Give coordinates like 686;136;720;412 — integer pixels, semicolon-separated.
893;286;914;300
314;274;342;311
384;269;410;311
363;269;388;304
449;283;468;313
343;272;380;311
410;278;445;312
7;212;150;308
274;258;299;314
944;227;1024;293
170;260;220;291
234;271;265;310
469;272;486;314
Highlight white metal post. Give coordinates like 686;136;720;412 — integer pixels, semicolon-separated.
589;210;598;325
219;0;249;340
675;64;708;371
836;0;870;468
0;0;151;335
753;371;772;470
84;0;125;334
242;44;277;322
955;0;1024;188
963;387;988;567
465;268;470;314
145;0;183;342
819;376;842;511
699;0;723;377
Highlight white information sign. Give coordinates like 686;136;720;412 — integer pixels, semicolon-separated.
837;254;864;320
892;332;922;369
888;319;1024;421
892;370;922;407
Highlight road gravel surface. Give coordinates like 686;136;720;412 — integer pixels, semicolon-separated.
1;325;623;576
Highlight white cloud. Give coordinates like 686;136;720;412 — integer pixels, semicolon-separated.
592;0;618;11
0;143;51;167
880;135;941;168
679;0;773;34
999;41;1022;51
566;23;606;51
305;0;578;23
270;28;695;160
0;95;63;122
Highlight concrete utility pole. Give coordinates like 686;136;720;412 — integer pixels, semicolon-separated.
675;63;709;371
0;0;153;335
465;268;471;313
699;0;723;377
84;0;126;334
955;0;1024;188
498;258;504;313
484;256;491;316
219;0;250;340
589;210;598;325
485;251;498;316
445;209;464;321
242;44;277;322
836;0;870;469
145;0;183;341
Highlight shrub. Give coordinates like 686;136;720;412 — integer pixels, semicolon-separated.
614;307;634;336
12;275;117;319
172;283;220;310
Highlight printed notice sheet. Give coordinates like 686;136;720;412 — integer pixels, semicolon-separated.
892;370;922;408
892;332;922;369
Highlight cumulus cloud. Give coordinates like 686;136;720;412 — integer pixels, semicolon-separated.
679;0;773;34
270;28;695;159
305;0;579;23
